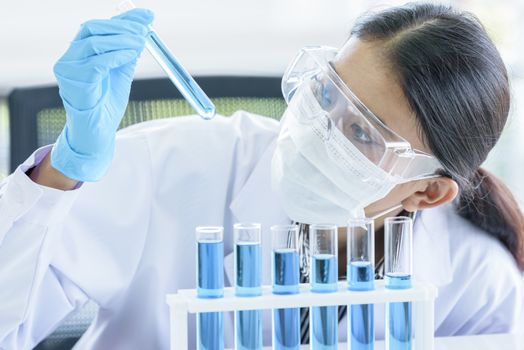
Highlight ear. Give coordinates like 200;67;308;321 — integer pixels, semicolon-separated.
402;177;459;212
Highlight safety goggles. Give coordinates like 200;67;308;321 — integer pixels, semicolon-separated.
281;46;442;180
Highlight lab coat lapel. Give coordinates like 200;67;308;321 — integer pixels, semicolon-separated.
225;140;290;287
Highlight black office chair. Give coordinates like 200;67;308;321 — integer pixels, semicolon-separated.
8;76;286;172
7;76;286;349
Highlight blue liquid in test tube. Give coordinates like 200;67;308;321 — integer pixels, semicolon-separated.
311;254;338;350
196;227;224;350
347;218;375;350
310;224;338;350
118;1;216;120
235;223;263;350
273;249;300;294
311;254;338;292
348;261;374;291
384;217;413;350
274;307;300;350
236;242;262;296
348;262;374;350
146;32;216;119
272;224;300;350
386;273;412;350
198;241;224;298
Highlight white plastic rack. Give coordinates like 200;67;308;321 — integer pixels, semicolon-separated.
166;280;437;350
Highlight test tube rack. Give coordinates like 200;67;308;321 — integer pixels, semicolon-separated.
166;280;437;350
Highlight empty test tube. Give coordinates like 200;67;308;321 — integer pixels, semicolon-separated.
196;226;224;350
347;218;375;350
271;225;300;350
310;224;338;350
385;217;413;350
234;223;263;350
118;0;216;120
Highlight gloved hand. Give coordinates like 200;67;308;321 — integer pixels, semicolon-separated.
50;8;154;182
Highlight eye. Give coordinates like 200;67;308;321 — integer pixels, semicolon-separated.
350;123;374;144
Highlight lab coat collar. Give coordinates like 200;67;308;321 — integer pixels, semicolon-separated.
412;204;453;287
225;140;290;287
228;140;288;225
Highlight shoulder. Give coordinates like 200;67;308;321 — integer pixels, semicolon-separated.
117;110;280;144
426;203;523;290
426;204;524;334
113;110;280;168
112;111;280;194
443;204;521;279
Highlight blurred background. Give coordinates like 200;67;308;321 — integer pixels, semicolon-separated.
0;0;522;196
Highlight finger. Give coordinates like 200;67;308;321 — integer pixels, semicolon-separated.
74;18;149;41
54;49;138;83
63;34;146;61
56;75;105;111
111;8;154;27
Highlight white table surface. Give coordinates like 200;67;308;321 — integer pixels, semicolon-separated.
254;333;524;349
433;333;524;350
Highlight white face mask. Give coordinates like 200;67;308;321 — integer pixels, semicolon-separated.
271;83;408;225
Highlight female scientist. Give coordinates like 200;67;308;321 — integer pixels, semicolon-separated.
0;3;523;349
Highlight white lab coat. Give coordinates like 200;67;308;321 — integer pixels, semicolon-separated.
0;111;522;350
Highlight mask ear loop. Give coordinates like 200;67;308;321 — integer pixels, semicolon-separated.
346;203;404;222
369;203;404;220
366;170;443;220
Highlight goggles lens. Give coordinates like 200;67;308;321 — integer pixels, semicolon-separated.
282;46;442;179
310;73;388;165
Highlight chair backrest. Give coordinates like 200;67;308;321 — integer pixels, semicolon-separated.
8;76;286;173
9;77;286;349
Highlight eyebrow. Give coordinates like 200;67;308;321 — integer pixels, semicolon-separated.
369;110;389;128
330;61;390;128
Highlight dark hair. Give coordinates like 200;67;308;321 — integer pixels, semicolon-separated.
350;2;524;270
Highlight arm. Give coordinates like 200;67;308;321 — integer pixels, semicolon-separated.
0;8;154;348
472;266;524;334
28;152;78;191
436;245;524;336
0;147;86;349
0;134;153;348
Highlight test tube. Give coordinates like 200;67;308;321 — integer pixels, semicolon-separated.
271;225;300;350
384;217;413;350
117;1;216;120
347;218;375;350
196;226;225;350
234;223;263;350
310;224;338;350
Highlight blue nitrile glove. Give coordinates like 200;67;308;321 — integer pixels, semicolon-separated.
50;8;154;182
